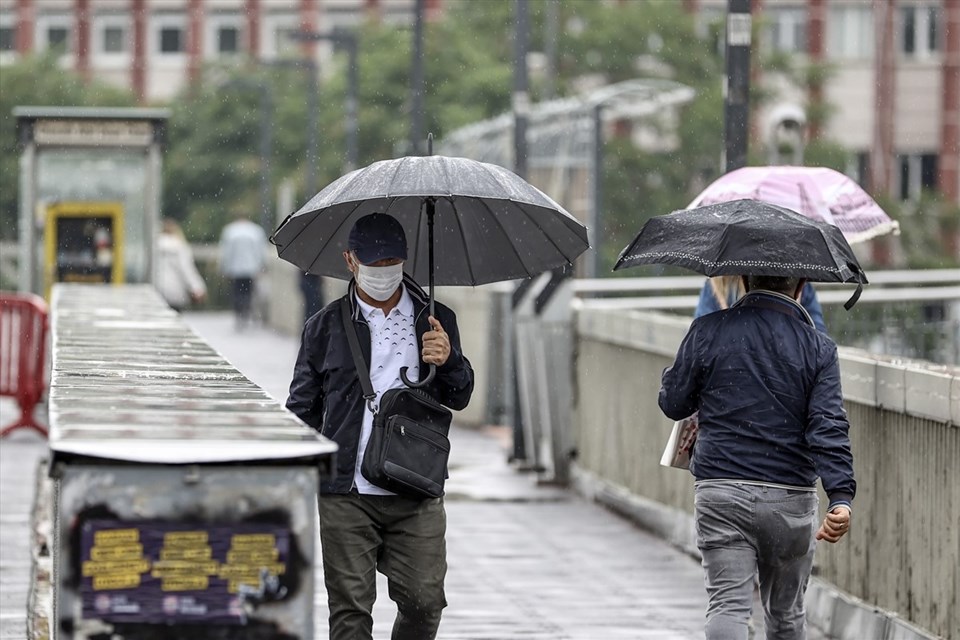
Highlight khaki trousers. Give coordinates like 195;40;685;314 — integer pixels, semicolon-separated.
317;491;447;640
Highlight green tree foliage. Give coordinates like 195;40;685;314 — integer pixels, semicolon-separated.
549;0;726;273
0;2;726;254
162;65;321;240
159;0;728;251
162;13;513;241
0;54;134;240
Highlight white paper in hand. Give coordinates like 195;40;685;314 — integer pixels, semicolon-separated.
660;412;698;470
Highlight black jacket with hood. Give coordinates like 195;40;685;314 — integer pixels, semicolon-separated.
286;274;475;494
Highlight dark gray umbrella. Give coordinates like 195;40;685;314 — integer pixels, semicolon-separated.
271;152;589;386
272;155;588;285
613;199;868;309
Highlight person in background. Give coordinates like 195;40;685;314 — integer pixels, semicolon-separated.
155;217;207;312
218;212;267;330
694;275;827;333
660;274;855;640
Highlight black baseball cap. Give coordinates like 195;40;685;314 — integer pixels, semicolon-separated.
348;213;408;264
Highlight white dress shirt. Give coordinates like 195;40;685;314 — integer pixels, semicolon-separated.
353;285;420;495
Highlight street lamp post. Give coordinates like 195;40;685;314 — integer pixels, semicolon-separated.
222;78;273;232
289;30;361;173
513;0;530;180
509;0;531;464
592;102;604;280
724;0;752;172
411;0;426;155
259;57;321;199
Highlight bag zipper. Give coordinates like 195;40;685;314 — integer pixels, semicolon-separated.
389;419;450;451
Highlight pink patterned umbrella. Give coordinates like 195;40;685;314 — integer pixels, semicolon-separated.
688;166;899;243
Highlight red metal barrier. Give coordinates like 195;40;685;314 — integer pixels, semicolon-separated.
0;291;49;438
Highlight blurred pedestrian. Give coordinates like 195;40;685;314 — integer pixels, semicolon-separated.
659;274;855;640
218;212;266;330
155;217;207;312
694;275;827;333
300;272;324;324
286;213;474;640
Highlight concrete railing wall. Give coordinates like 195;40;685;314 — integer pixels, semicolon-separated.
573;305;959;639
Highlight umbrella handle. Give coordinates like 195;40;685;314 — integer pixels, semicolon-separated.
400;364;436;388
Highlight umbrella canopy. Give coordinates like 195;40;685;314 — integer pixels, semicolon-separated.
271;155;589;286
688;165;898;243
613;199;868;309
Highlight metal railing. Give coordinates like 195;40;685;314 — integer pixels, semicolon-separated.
568;271;960;367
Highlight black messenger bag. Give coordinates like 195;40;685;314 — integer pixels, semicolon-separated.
340;298;452;500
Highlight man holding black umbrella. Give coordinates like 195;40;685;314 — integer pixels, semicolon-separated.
658;274;855;639
286;213;474;640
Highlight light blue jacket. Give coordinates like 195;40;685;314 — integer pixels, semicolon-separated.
693;280;827;333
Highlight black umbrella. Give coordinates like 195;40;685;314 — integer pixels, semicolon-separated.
272;142;589;387
613;199;867;309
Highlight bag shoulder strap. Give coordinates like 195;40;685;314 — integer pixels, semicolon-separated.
339;297;377;405
735;292;814;327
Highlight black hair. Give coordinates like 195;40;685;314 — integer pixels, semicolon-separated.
744;275;800;294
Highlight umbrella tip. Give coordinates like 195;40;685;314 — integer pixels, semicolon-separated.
427;132;433;156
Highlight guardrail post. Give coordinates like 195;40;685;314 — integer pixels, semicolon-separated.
513;268;576;483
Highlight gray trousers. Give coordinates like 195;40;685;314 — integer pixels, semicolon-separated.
317;492;447;640
694;481;818;640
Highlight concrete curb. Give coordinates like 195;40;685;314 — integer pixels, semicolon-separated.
805;580;943;640
570;464;698;558
569;465;943;640
26;457;53;640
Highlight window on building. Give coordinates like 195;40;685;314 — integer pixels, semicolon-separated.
205;14;243;59
47;26;69;52
159;26;183;54
763;7;807;54
0;25;14;52
218;26;239;54
845;152;871;190
901;4;940;58
898;153;939;201
920;154;938;191
827;6;874;59
36;14;72;55
103;26;125;53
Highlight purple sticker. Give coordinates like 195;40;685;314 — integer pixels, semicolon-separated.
80;520;291;625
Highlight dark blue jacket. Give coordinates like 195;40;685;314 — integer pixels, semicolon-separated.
659;290;855;510
694;280;827;333
286;275;474;494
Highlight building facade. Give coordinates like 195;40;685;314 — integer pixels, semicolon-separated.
0;0;440;102
1;0;957;204
694;0;959;204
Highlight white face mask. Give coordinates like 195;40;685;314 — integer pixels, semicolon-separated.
356;262;404;301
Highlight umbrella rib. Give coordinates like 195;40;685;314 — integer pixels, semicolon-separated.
303;199;367;274
410;198;425;278
436;155;455;198
448;197;477;285
384;158;410;198
512;199;572;263
478;198;532;275
484;152;583;262
325;165;373;207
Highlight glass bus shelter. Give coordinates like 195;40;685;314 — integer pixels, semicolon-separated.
14;107;169;297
